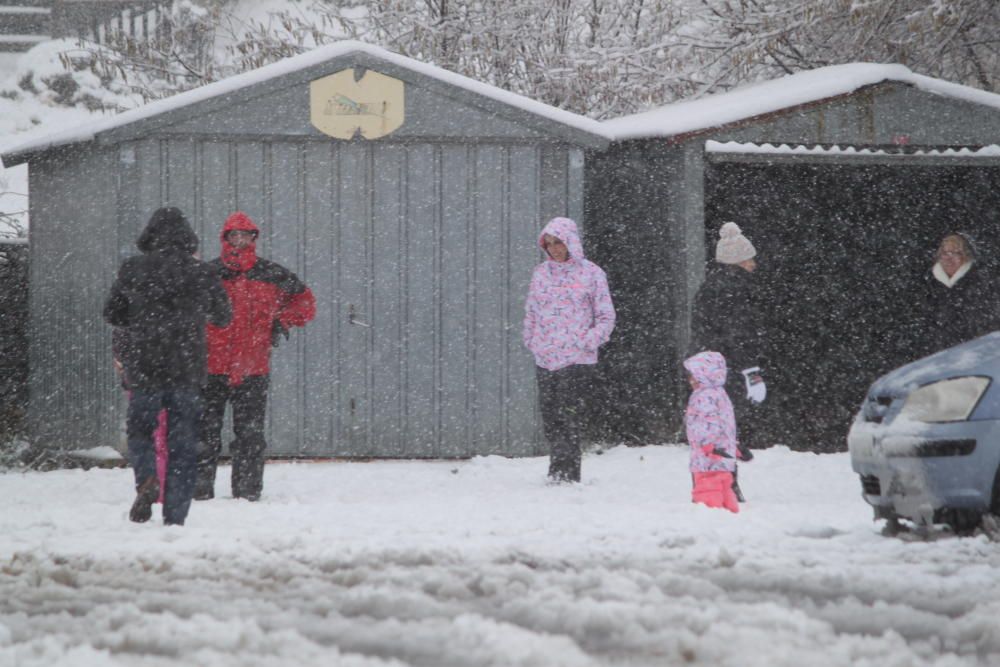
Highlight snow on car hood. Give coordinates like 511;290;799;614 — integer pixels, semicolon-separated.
869;332;1000;397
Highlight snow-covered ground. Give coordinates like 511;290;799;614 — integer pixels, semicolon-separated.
2;444;998;667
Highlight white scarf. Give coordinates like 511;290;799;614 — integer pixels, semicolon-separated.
932;260;973;288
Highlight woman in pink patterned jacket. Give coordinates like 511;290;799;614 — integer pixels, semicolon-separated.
683;351;740;513
523;216;615;482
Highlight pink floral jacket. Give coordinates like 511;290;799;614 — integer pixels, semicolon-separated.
523;217;616;371
684;351;738;473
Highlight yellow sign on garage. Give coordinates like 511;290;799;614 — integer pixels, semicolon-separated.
310;69;405;140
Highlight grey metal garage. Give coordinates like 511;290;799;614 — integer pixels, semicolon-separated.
1;41;609;458
587;64;1000;450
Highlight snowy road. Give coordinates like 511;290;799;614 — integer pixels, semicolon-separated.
2;445;999;666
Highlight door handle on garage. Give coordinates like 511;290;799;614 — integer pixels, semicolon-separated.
348;303;370;327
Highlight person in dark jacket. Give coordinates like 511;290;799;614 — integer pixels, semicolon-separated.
909;232;1000;360
194;211;316;502
689;222;763;501
104;206;232;525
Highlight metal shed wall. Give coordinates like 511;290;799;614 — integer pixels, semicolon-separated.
23;54;595;458
585;141;705;441
27;145;120;449
0;240;29;439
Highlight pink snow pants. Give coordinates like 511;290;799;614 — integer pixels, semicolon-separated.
692;471;739;513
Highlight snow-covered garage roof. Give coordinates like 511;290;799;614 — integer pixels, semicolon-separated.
706;140;1000;158
1;40;611;167
603;63;1000;141
8;56;1000;166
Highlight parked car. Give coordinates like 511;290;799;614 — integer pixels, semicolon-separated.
848;332;1000;533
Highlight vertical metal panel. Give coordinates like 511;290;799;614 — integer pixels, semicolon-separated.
28;147;118;450
111;142;142;446
116;143;141;262
165;139;196;226
567;149;585;226
371;143;405;456
437;144;473;456
266;141;306;455
337;142;371;454
403;144;438;456
506;145;544;455
135;139;162;228
111;140;165;449
583;142;703;444
30;137;560;458
680;145;705;324
470;145;505;454
90;149;121;451
26;160;55;445
539;146;568;223
199;140;234;251
302;142;337;455
235;142;267;255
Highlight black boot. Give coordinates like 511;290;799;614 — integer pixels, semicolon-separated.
732;467;746;503
192;465;215;501
547;440;581;484
732;481;746;503
129;476;160;523
232;454;264;500
232;437;266;500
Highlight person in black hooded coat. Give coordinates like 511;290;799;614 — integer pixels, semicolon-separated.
104;206;231;526
690;265;759;380
689;222;764;501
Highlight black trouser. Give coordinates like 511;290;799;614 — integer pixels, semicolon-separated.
196;374;269;499
725;367;755;500
536;364;594;483
128;388;202;524
726;368;754;453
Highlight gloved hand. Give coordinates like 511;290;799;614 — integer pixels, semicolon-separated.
736;442;754;462
701;445;733;460
271;320;289;347
741;367;766;404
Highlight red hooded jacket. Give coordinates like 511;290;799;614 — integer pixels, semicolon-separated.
206;212;316;385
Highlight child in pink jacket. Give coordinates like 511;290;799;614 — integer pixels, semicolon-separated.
683;351;740;513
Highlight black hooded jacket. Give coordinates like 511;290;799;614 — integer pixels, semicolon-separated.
104;207;232;389
689;263;760;372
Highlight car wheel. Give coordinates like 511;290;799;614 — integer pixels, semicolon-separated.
874;507;906;536
991;466;1000;516
982;466;1000;540
880;516;906;537
947;508;982;536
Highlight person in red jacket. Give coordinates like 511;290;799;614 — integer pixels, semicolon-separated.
194;211;316;501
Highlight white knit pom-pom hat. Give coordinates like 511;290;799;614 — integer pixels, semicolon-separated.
715;222;756;264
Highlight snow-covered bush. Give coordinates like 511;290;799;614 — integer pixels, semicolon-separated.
3;40;142;112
